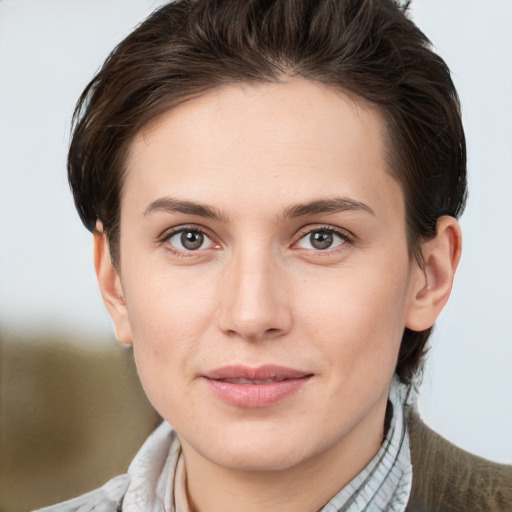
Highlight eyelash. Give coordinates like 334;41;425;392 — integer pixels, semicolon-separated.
293;225;355;254
158;225;217;258
157;224;355;258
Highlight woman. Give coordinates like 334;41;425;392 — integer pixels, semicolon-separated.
38;0;512;510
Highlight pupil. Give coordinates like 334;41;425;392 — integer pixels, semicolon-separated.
311;231;333;250
181;230;204;250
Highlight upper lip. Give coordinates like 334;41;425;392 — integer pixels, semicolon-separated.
204;365;312;382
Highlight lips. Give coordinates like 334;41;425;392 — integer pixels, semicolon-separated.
203;365;313;408
219;377;288;384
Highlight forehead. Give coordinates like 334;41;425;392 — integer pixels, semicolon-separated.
123;79;403;221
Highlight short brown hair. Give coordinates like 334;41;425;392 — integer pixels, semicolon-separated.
68;0;467;385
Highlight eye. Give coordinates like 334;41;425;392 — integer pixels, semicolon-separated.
295;228;347;251
166;228;216;252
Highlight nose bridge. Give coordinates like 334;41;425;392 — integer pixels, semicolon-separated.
218;240;291;341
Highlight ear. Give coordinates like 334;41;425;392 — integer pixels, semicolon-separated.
405;216;462;331
93;222;133;345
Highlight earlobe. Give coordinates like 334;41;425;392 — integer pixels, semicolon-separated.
93;222;133;345
405;216;462;331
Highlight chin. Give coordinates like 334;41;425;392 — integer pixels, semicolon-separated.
206;442;313;473
186;419;333;473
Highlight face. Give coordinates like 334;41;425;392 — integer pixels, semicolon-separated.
105;80;426;473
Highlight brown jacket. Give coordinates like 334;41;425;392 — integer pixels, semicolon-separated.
406;411;512;511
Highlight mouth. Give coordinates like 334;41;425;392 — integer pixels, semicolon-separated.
217;377;291;384
203;365;313;408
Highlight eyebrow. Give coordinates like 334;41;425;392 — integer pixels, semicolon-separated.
282;197;375;219
143;197;226;221
143;195;374;222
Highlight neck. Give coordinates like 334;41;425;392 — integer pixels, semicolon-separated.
180;397;388;512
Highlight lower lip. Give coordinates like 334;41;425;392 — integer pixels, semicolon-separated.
204;377;311;408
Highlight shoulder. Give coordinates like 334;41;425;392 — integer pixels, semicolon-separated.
406;409;512;512
33;474;129;512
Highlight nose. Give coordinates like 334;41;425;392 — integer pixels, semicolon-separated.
217;245;292;342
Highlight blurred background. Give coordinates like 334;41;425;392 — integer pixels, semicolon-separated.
1;0;511;510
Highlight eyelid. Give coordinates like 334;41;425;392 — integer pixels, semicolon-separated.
158;224;220;253
156;223;355;256
292;224;355;250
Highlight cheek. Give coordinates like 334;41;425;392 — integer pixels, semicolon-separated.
121;264;219;397
124;258;218;338
126;293;207;425
297;258;411;372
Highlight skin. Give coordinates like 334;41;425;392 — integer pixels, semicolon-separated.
95;79;461;512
